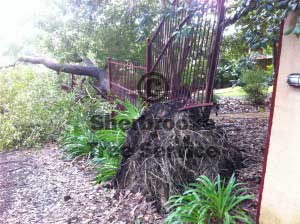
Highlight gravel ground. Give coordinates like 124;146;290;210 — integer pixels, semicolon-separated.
0;143;164;224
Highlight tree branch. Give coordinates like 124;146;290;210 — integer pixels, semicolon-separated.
18;57;101;78
0;56;109;93
0;63;17;70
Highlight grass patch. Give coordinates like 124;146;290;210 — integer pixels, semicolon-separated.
215;86;273;98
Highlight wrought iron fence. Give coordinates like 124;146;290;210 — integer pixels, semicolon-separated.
107;0;225;112
108;58;146;106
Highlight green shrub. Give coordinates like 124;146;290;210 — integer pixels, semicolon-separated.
165;175;254;224
59;97;112;159
93;99;144;183
240;67;271;105
0;66;143;184
62;127;99;158
94;149;121;183
0;66;113;152
113;99;144;129
0;66;75;150
96;129;126;155
61;98;143;183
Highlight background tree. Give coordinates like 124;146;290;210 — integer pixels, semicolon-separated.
3;0;300;94
216;31;249;88
37;0;160;66
225;0;300;69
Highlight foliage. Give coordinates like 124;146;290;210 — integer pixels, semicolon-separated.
61;98;143;183
62;127;100;158
113;99;144;129
165;175;254;224
60;94;112;155
96;129;127;155
240;67;271;104
216;55;258;88
94;149;121;183
229;0;300;51
216;59;240;88
37;0;160;65
93;99;144;183
0;63;113;153
0;66;142;183
0;66;78;150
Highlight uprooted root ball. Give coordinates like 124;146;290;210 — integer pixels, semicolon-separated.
113;102;242;208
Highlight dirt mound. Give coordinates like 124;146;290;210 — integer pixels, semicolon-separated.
113;102;242;208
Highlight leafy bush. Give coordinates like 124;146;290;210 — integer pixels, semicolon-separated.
0;65;113;152
113;99;144;130
0;66;76;150
165;175;254;224
0;65;142;184
0;66;142;184
61;98;143;183
96;129;127;155
62;127;100;158
241;67;271;105
60;97;112;159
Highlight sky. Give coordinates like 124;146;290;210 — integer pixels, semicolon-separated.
0;0;48;65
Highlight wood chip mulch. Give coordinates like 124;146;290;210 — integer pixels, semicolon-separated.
217;116;268;219
0;143;164;224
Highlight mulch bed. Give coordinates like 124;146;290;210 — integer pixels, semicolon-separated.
217;97;270;114
0;144;164;224
216;117;268;219
215;97;269;219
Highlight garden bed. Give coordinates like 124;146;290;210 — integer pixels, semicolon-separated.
0;112;268;223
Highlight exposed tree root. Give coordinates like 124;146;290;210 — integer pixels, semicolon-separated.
113;102;242;209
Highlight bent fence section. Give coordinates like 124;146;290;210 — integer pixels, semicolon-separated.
107;0;225;113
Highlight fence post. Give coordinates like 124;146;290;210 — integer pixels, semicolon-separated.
203;0;225;117
146;38;152;100
108;57;112;92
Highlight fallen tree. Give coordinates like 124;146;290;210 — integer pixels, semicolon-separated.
0;56;109;94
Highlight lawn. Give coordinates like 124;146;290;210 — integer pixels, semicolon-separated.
215;86;273;97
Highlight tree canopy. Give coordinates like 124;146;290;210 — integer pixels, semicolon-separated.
33;0;300;65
